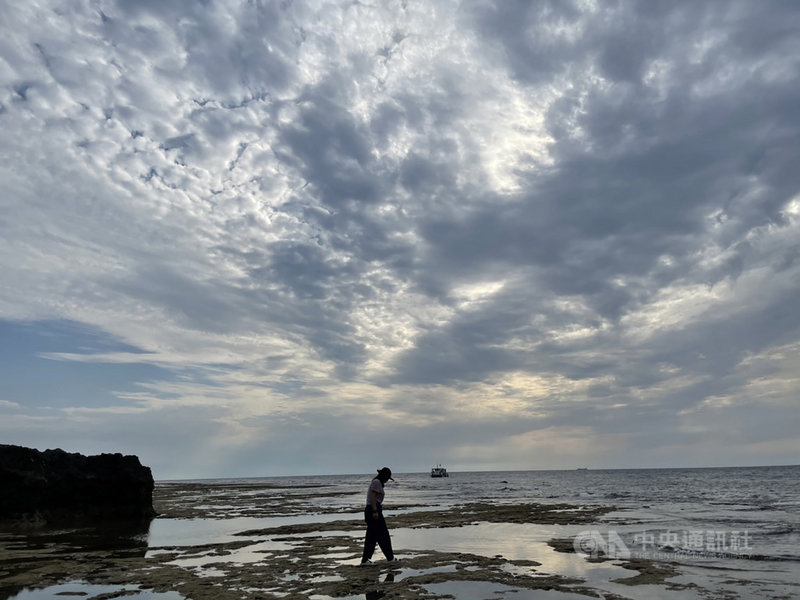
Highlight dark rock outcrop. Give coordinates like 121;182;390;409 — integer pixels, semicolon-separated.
0;444;156;523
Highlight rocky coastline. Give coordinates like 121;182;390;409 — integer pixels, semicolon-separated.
0;444;155;524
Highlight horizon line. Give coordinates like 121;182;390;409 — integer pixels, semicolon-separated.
155;462;800;483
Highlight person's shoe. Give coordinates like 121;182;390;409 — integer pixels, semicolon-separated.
386;557;400;563
359;559;374;567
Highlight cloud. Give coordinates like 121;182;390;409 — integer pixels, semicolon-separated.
1;0;799;476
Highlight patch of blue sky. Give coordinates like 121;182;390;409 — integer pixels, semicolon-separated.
0;319;175;410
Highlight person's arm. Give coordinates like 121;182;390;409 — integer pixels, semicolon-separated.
369;489;379;519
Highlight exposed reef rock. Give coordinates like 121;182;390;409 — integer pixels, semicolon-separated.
0;444;155;523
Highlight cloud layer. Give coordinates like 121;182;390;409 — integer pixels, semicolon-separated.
1;0;799;477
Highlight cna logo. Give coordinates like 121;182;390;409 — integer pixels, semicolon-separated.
573;530;631;559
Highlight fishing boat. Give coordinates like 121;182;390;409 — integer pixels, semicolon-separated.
430;464;449;478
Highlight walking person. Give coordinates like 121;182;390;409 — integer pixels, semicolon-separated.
360;467;398;565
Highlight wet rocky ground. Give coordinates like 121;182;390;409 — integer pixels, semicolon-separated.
0;480;759;599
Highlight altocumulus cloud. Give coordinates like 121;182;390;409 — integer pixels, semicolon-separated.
1;0;799;478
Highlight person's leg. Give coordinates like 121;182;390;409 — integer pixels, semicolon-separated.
375;513;394;560
361;508;377;562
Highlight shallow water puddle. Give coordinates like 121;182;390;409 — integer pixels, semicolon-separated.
310;551;356;560
391;523;713;599
308;574;345;583
394;564;459;581
147;514;359;547
392;522;632;579
6;581;184;600
280;571;344;584
163;539;295;572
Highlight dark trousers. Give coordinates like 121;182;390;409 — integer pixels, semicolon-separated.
362;504;394;561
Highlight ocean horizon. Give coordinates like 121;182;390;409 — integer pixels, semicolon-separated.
155;461;800;482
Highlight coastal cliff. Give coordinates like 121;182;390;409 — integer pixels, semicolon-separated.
0;444;156;523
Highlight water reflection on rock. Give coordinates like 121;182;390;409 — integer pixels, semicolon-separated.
8;517;151;554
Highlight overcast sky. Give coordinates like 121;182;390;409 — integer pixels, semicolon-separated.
1;1;799;479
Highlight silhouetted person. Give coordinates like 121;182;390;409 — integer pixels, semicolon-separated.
360;467;398;565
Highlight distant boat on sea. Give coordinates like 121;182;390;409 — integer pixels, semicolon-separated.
430;464;449;478
576;467;588;471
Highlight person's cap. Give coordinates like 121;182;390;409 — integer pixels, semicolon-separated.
377;467;394;481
